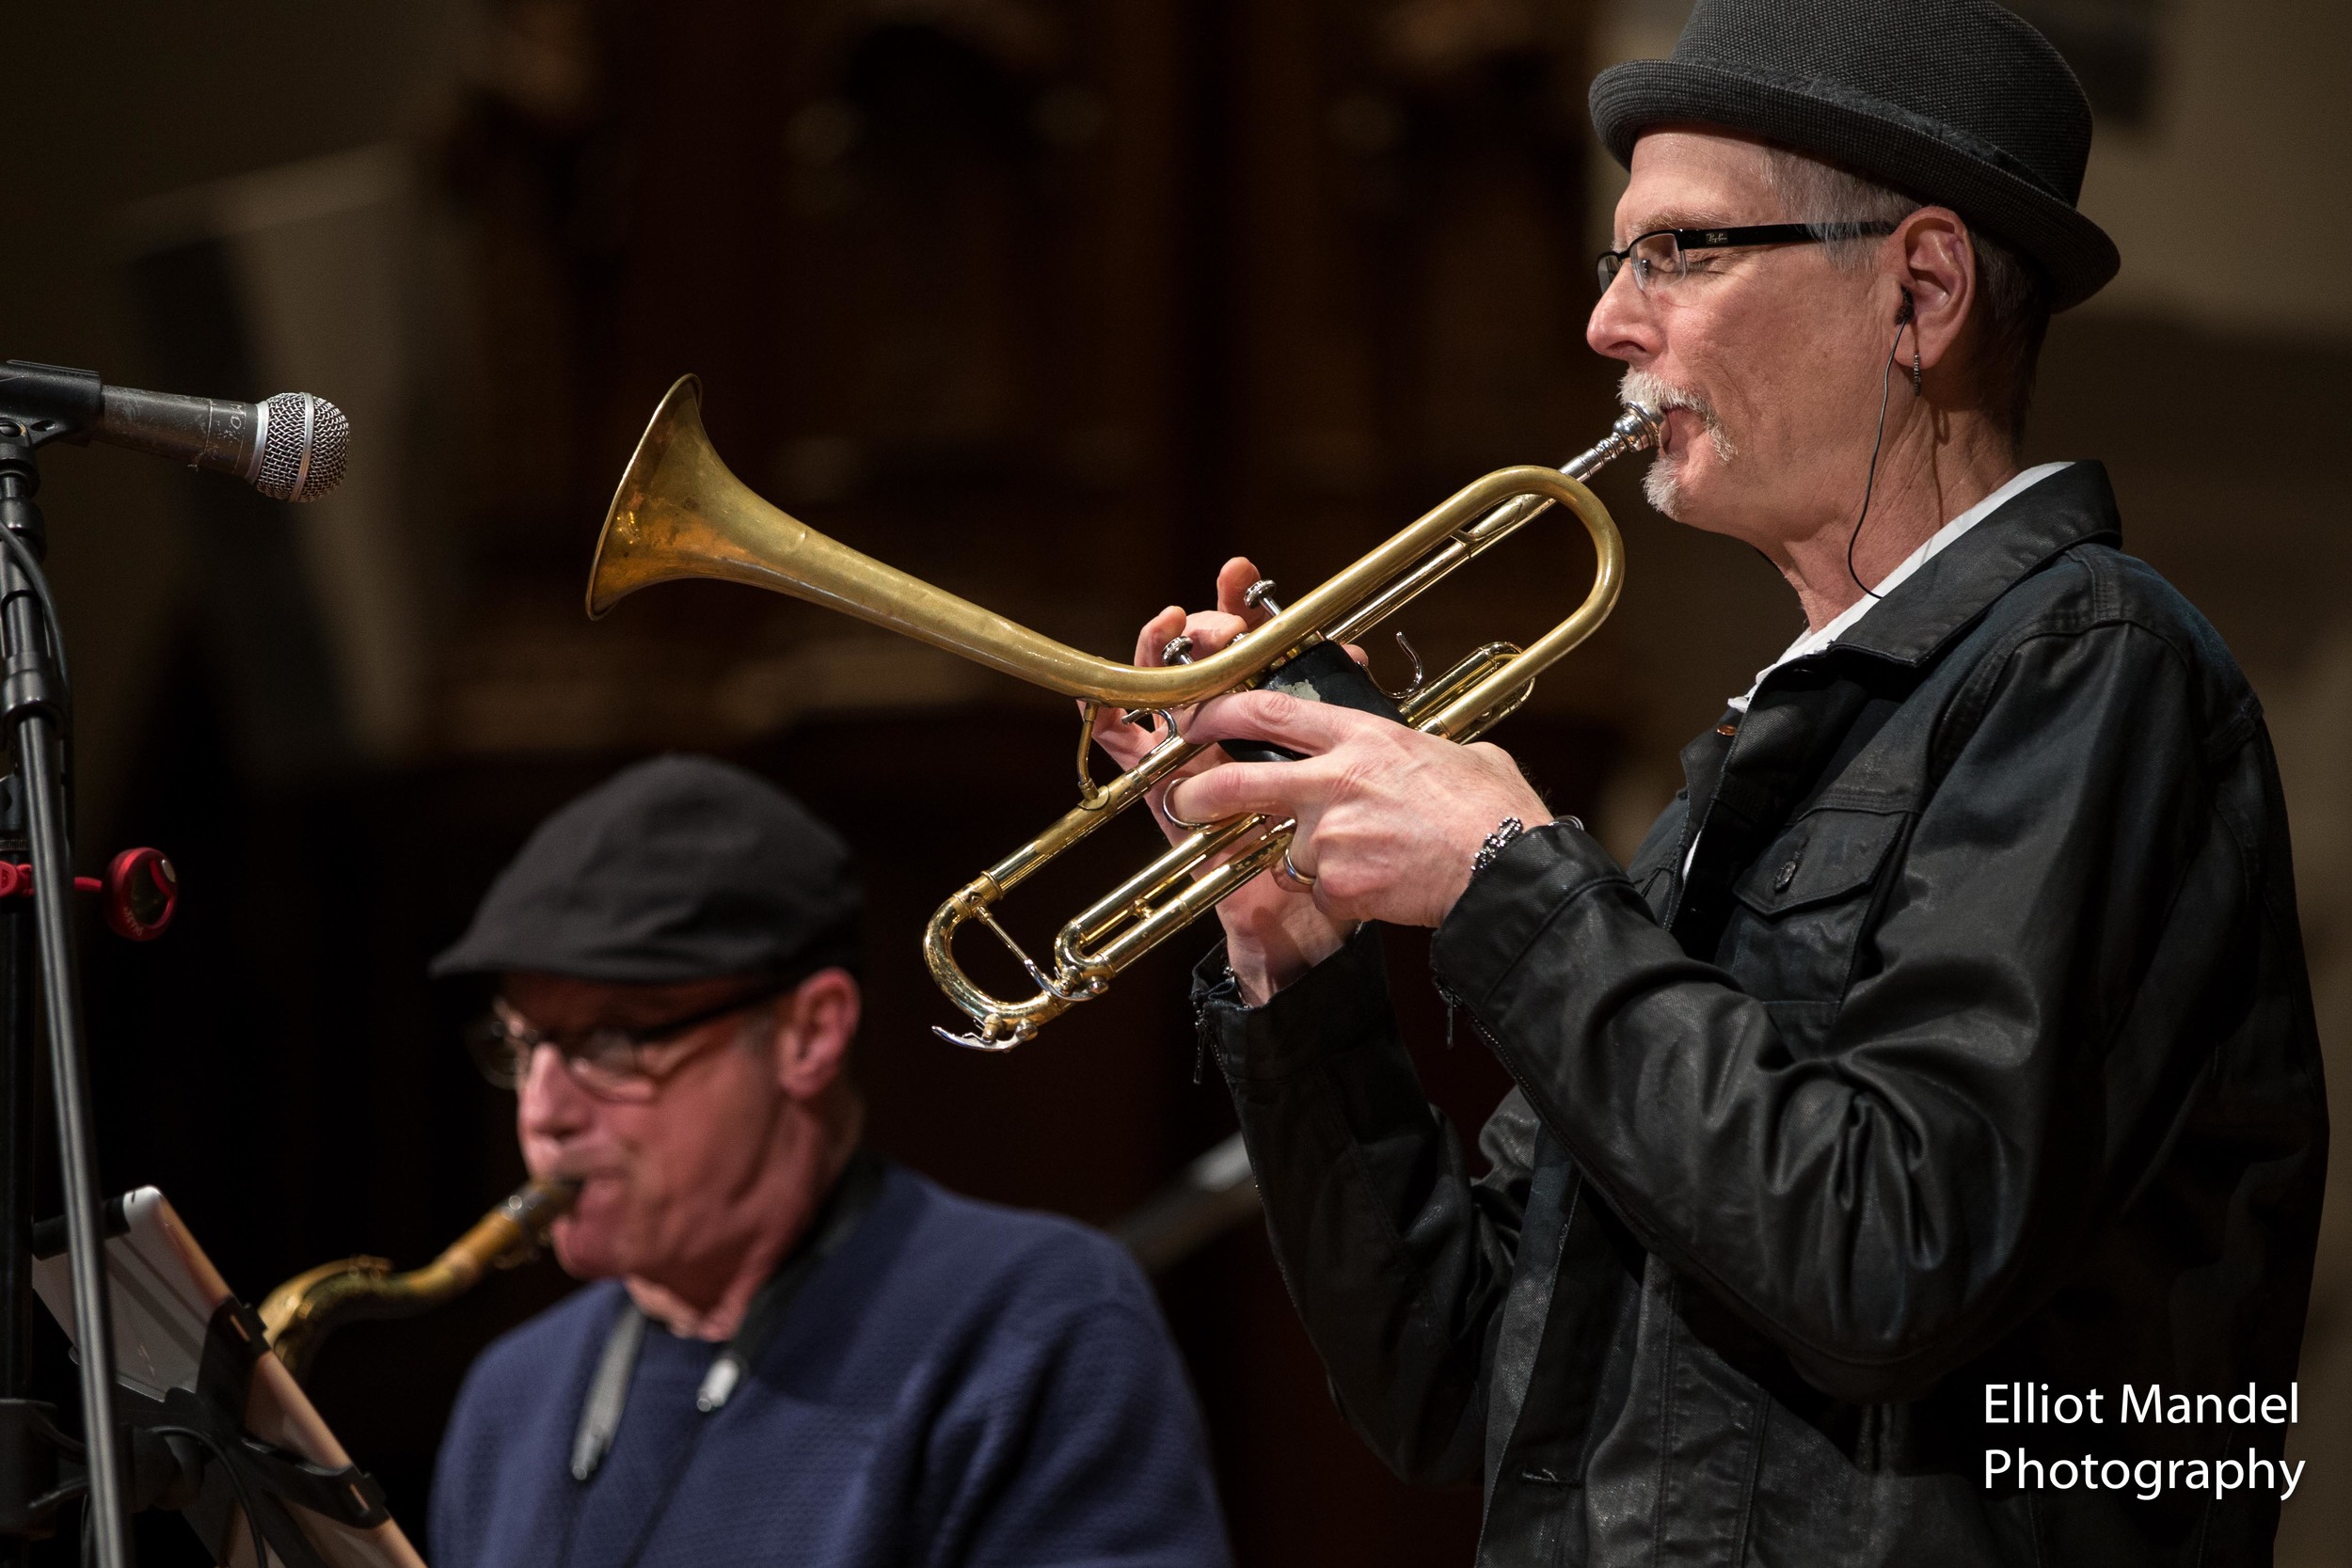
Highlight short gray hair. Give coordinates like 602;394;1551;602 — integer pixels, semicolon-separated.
1760;147;2051;447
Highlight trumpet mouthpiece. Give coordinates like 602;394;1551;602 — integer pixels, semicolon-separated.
1615;402;1664;451
1563;402;1666;481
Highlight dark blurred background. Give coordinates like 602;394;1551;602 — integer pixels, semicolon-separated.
1;1;2347;1563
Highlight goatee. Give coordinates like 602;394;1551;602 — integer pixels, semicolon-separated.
1619;368;1734;517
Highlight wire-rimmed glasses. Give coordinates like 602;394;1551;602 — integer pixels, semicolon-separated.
467;984;786;1101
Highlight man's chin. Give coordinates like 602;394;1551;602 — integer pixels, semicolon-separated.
549;1219;629;1281
1642;453;1716;522
1641;455;1687;519
1640;456;1741;534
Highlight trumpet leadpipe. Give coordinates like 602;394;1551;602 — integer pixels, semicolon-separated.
1323;404;1661;653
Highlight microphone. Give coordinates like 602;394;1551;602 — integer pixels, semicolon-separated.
0;360;348;502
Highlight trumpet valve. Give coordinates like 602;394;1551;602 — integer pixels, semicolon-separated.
1242;578;1284;617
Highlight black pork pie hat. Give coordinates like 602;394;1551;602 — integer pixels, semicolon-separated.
1590;0;2120;309
431;753;861;986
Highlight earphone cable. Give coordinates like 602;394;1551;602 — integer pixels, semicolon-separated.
1845;302;1917;602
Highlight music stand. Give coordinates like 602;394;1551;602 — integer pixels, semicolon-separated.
32;1188;425;1568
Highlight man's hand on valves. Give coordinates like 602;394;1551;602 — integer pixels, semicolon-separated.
1090;559;1553;1004
1164;689;1550;930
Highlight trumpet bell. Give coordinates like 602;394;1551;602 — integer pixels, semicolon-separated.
587;375;1288;707
588;374;804;619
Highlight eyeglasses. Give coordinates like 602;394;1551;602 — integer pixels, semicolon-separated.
1596;221;1899;296
468;985;786;1101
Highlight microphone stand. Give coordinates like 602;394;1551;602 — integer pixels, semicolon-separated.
0;787;31;1568
0;421;130;1568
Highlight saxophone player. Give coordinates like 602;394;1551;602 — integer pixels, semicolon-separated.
1101;1;2326;1561
426;754;1231;1568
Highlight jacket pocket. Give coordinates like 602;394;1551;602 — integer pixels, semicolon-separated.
1716;809;1908;1015
1730;808;1905;918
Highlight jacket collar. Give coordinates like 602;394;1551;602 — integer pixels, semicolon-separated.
1667;463;2122;952
1825;460;2122;669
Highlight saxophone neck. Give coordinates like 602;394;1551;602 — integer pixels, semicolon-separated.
420;1175;581;1289
259;1176;580;1382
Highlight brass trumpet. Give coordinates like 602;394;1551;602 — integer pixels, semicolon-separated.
589;376;1659;1047
259;1177;578;1381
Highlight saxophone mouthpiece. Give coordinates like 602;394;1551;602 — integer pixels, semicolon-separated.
503;1175;583;1232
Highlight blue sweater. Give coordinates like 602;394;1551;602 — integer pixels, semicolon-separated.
431;1164;1233;1568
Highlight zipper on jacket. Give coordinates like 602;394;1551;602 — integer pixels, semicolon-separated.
1433;977;1464;1048
1434;975;1513;1057
1437;974;1572;1163
1190;974;1228;1085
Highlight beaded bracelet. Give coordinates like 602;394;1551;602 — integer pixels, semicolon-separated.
1470;814;1587;878
1471;816;1526;876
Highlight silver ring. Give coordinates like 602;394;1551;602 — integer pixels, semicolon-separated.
1277;846;1318;891
1160;789;1216;832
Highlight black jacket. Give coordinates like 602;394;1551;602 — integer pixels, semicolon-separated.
1195;465;2325;1565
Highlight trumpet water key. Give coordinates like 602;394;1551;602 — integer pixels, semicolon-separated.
588;375;1661;1047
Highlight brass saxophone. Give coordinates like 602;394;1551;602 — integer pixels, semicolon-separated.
259;1177;580;1381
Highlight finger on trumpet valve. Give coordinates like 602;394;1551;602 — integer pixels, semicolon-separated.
1242;578;1283;617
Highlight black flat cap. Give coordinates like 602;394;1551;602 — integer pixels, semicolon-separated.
431;754;861;985
1590;0;2120;309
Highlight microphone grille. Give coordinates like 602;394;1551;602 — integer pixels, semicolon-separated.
254;392;350;502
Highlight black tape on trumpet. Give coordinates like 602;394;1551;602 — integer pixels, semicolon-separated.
1221;641;1405;764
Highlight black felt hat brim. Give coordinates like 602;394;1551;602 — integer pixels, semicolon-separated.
1592;59;2120;310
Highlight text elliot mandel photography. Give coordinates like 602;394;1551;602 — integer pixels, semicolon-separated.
1984;1384;2306;1501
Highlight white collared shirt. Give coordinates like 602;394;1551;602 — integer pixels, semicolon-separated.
1679;462;2074;880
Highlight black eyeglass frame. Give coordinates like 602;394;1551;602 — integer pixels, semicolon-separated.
1596;220;1901;295
468;977;796;1098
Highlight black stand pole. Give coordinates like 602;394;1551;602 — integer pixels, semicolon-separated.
0;424;129;1567
0;795;32;1568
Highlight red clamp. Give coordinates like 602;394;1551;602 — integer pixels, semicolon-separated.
0;847;179;941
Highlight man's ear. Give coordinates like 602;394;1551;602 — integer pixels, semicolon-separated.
1889;205;1976;377
773;968;860;1101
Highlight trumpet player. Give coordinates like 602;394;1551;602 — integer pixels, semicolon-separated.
426;755;1231;1568
1103;1;2324;1562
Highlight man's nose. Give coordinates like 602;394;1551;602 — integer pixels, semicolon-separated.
518;1044;592;1140
1586;267;1661;365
